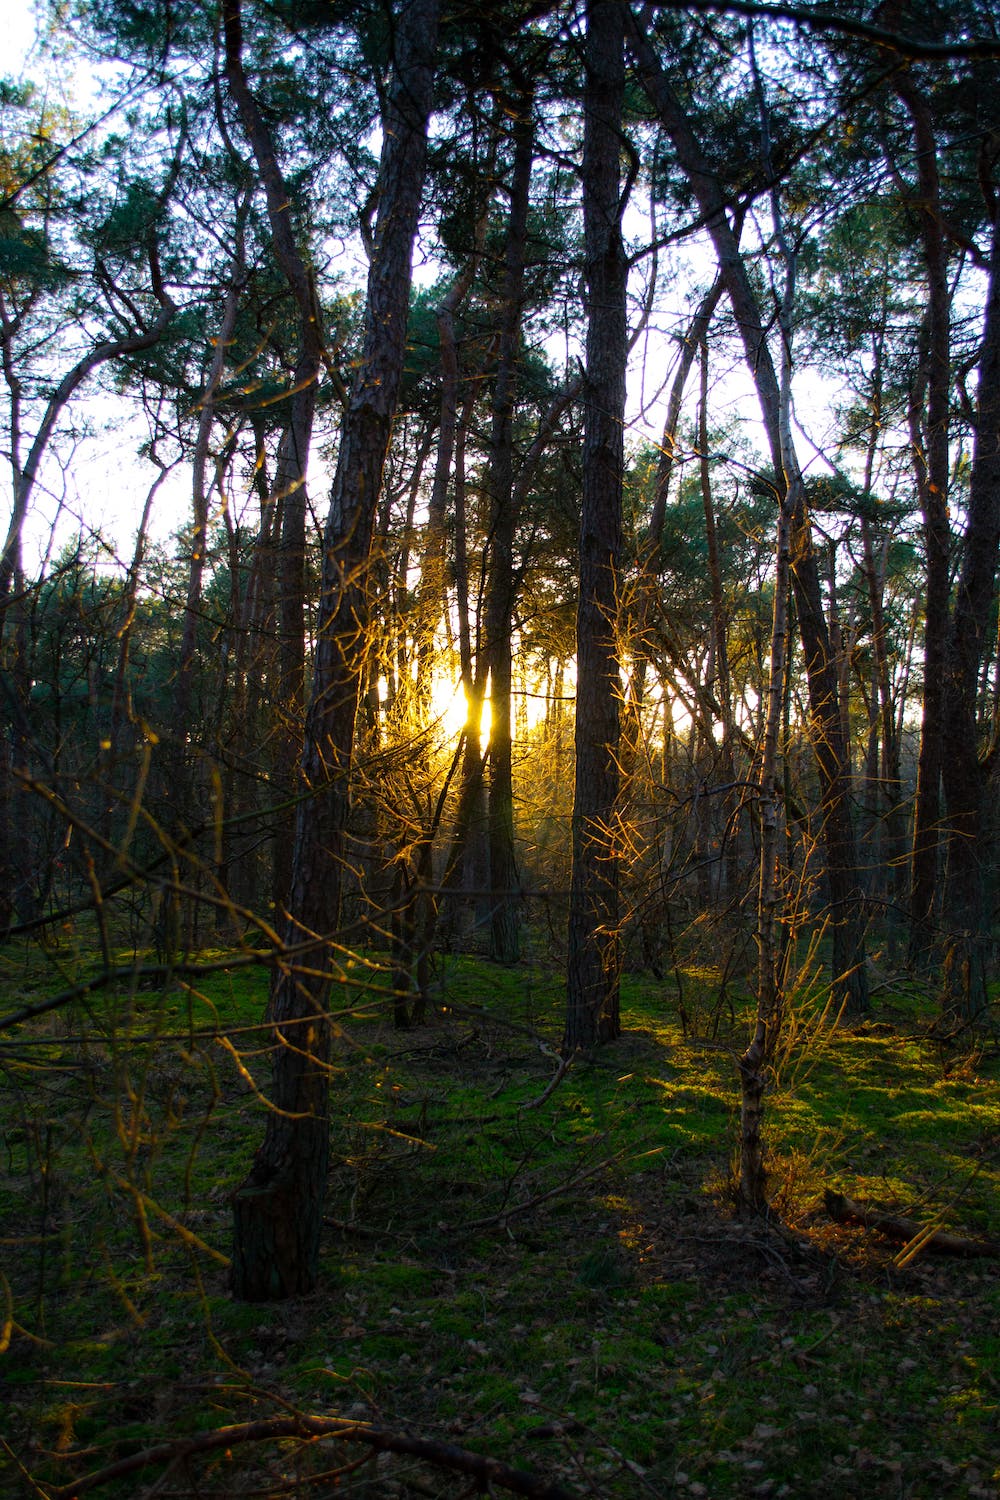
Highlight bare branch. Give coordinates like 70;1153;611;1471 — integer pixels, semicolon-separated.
48;1414;580;1500
654;0;1000;60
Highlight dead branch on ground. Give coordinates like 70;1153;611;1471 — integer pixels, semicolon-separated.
45;1413;579;1500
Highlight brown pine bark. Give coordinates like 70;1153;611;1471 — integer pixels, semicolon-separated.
564;0;628;1053
892;73;952;964
485;90;535;965
230;0;438;1300
938;204;1000;1018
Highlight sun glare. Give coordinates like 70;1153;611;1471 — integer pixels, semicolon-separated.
423;672;559;743
428;677;481;739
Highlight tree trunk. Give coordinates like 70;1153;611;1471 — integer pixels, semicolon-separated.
625;2;868;1014
939;205;1000;1019
564;0;628;1053
740;483;793;1212
891;73;952;965
622;276;722;763
484;92;534;965
222;0;326;918
173;275;244;737
698;334;737;902
230;0;438;1301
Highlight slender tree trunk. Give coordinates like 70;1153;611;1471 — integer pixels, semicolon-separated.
223;0;325;917
229;420;278;911
100;459;173;864
415;135;494;687
891;74;952;964
174;278;244;736
939;206;1000;1019
437;389;488;941
564;0;628;1052
739;471;793;1213
485;91;535;965
268;382;320;913
0;258;174;927
230;0;438;1301
698;335;737;901
622;276;722;761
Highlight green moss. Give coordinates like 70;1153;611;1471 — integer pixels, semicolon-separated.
2;942;999;1499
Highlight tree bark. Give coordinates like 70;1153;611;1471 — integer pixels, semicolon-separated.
623;275;722;745
938;204;1000;1019
173;273;244;737
698;333;738;901
485;90;535;965
564;0;628;1052
230;0;438;1300
222;0;326;916
892;73;952;965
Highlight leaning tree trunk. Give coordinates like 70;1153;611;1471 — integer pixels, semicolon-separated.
230;0;438;1301
623;276;722;753
625;2;868;1015
564;0;628;1053
0;249;174;929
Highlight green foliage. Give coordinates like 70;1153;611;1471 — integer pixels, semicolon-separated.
0;209;51;279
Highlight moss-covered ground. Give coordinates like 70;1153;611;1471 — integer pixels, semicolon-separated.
0;935;998;1497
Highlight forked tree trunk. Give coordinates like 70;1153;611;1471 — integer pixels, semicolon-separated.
230;0;438;1300
622;276;722;759
564;0;628;1052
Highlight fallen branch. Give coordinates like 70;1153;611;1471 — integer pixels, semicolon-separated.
442;1155;617;1235
520;1048;575;1111
45;1414;578;1500
824;1190;1000;1259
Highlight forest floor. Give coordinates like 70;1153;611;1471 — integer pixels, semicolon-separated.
1;934;999;1498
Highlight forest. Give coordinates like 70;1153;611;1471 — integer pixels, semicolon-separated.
1;0;999;1495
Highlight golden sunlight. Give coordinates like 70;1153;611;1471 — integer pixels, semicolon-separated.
428;675;483;740
423;668;558;744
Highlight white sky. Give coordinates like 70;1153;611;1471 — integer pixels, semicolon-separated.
2;2;39;76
